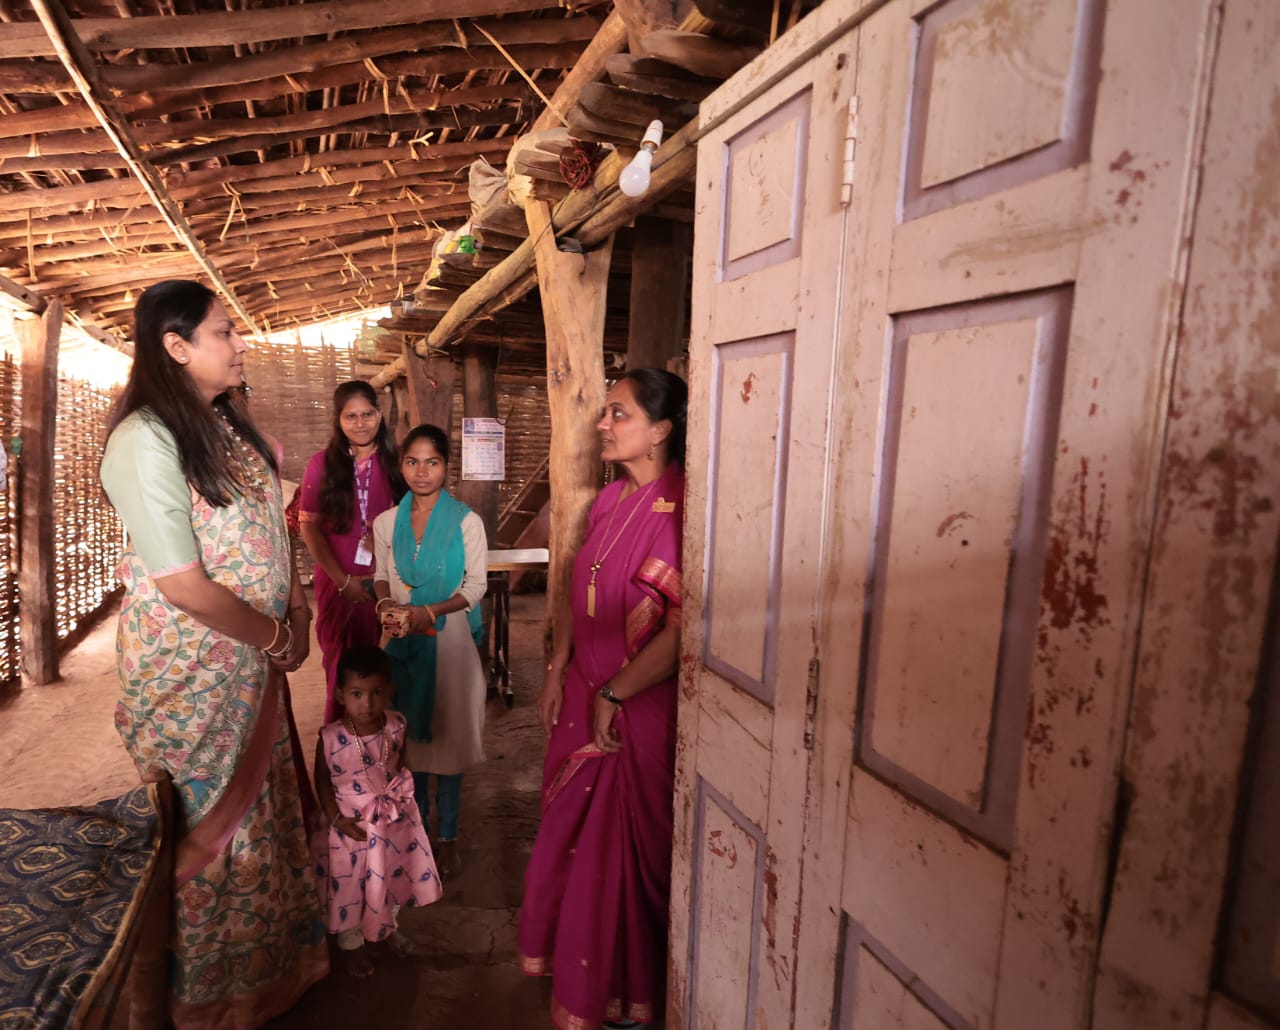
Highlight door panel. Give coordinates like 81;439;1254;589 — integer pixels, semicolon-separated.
672;4;859;1027
676;0;1254;1028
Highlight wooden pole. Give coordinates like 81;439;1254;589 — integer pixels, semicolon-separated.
16;302;61;685
401;341;456;436
627;216;691;371
455;342;500;543
526;199;614;653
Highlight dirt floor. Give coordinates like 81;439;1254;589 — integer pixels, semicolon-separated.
0;590;558;1028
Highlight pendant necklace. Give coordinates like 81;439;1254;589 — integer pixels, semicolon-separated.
586;479;658;618
345;714;391;785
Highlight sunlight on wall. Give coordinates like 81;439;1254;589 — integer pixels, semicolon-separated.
0;306;389;392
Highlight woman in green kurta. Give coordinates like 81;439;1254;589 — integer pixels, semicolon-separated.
100;280;328;1029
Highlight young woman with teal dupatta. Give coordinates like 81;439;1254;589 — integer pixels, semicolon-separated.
372;423;487;876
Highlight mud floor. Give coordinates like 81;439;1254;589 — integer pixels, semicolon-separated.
0;590;559;1028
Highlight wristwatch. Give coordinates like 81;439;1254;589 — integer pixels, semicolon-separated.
599;683;623;705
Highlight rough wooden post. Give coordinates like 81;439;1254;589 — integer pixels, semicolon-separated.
402;341;456;436
526;199;614;652
627;216;691;372
16;301;60;685
455;342;500;543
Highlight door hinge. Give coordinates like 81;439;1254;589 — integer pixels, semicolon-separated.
803;655;821;751
840;95;859;208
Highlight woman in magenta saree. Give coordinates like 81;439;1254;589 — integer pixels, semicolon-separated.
520;369;688;1030
299;380;404;722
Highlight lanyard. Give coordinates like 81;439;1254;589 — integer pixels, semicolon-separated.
354;456;373;532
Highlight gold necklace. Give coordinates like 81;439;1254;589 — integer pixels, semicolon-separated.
219;414;270;503
586;479;658;618
344;714;390;784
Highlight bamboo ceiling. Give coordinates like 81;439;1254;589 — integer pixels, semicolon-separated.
0;0;606;340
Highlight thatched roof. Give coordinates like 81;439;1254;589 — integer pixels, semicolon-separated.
0;0;611;340
0;0;800;360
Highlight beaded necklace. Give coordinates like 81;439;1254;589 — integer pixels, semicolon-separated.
219;413;270;502
344;714;391;784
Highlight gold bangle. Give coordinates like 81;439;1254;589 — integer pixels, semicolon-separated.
423;604;437;622
375;597;395;613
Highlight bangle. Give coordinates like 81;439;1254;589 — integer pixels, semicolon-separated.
423;604;437;623
267;621;294;658
264;619;283;653
375;598;395;613
340;573;352;591
599;683;623;706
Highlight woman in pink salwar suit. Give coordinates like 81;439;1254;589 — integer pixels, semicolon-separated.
520;369;688;1030
299;380;403;723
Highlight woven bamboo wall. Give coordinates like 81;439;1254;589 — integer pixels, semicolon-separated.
53;378;125;639
244;338;356;486
0;361;125;681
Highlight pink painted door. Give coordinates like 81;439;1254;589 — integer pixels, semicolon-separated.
672;0;1280;1027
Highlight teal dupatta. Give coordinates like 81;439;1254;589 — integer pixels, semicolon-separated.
385;489;483;741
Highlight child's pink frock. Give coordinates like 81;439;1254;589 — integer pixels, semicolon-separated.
318;710;442;941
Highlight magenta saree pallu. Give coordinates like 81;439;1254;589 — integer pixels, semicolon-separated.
520;465;684;1030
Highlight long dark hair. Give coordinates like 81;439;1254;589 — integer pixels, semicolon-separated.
319;380;405;531
108;279;276;507
621;367;687;462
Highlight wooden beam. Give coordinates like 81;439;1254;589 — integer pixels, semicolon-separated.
527;199;613;656
401;342;456;434
16;301;61;685
0;81;534;142
0;272;131;355
439;120;696;348
455;342;500;543
627;216;691;370
369;119;696;388
531;10;630;134
613;0;691;55
0;0;556;59
29;0;261;336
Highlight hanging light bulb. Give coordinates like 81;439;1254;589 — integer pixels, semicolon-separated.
618;119;664;198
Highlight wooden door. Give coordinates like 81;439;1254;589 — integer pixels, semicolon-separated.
670;5;863;1028
672;0;1262;1027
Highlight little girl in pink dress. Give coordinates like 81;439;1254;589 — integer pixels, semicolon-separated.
314;645;442;975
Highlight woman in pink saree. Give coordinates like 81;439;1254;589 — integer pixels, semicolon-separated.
298;380;404;722
520;368;688;1030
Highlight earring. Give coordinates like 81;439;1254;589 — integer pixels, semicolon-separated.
647;442;655;460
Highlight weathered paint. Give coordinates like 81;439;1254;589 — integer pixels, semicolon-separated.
675;1;1280;1028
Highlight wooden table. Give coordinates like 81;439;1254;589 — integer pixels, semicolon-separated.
486;548;549;707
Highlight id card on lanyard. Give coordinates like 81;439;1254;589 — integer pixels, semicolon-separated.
354;457;374;567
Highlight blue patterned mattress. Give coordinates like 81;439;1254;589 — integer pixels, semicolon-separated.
0;784;167;1029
